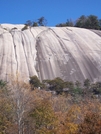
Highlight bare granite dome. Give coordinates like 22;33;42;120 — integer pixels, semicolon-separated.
0;24;101;82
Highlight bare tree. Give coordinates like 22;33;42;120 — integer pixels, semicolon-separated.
10;80;33;134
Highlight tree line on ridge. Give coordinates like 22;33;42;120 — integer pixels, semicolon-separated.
23;15;101;30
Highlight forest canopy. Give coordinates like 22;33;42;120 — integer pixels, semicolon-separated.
0;78;101;134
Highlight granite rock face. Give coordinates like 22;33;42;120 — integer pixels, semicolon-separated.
0;24;101;82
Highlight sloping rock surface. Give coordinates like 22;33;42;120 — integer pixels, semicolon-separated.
0;24;101;82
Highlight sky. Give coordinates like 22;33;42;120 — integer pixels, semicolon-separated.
0;0;101;26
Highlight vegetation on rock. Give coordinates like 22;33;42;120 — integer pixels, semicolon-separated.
56;15;101;30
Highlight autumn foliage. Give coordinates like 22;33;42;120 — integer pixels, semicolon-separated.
77;112;101;134
0;78;101;134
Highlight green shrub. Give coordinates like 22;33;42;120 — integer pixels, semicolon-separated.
29;76;41;89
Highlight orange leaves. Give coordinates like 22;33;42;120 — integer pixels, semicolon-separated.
77;112;101;134
30;90;101;134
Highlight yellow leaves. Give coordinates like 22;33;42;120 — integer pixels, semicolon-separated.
66;105;81;121
57;105;80;134
64;123;78;134
29;98;58;133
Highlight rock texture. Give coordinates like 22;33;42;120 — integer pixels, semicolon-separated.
0;24;101;82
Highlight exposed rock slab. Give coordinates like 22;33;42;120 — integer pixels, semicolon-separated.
0;24;101;82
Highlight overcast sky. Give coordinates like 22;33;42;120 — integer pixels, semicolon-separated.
0;0;101;26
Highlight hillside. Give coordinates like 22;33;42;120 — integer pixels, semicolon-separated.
0;24;101;82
